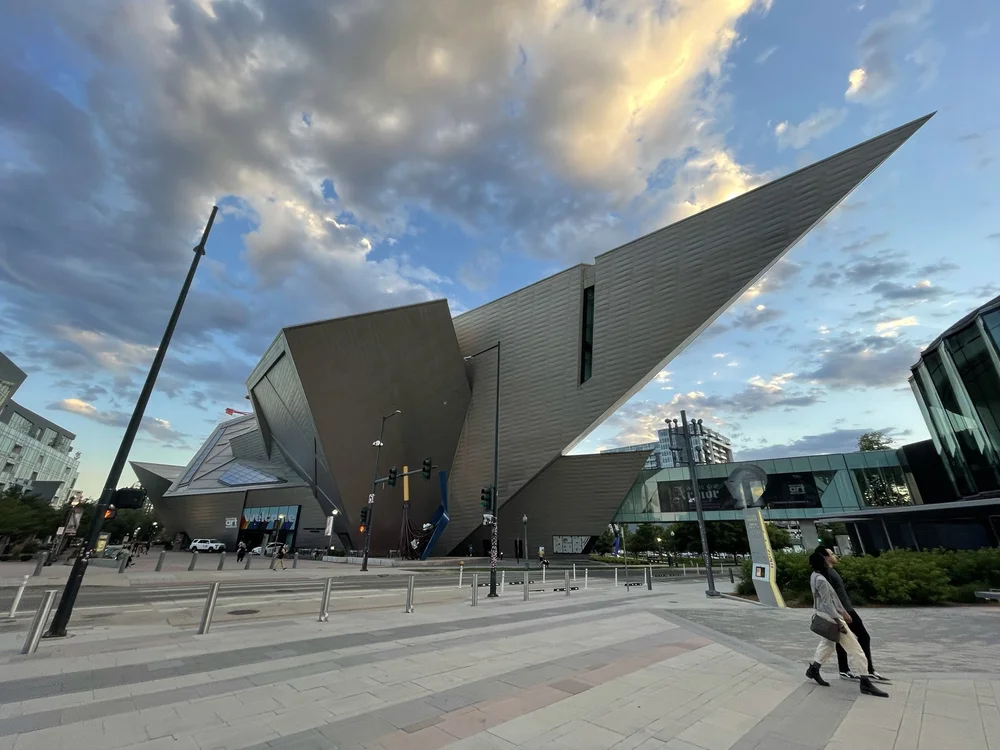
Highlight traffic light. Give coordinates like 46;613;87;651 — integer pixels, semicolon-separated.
103;506;117;520
359;507;369;532
480;487;493;510
387;467;398;487
421;458;432;480
113;487;147;509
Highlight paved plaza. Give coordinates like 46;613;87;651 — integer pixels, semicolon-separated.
0;580;998;750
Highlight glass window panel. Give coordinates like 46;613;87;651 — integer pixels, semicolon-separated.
790;457;812;473
219;463;285;487
946;323;1000;456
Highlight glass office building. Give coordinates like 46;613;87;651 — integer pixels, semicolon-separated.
910;295;1000;499
613;450;914;525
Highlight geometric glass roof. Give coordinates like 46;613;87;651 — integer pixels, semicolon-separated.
218;463;285;487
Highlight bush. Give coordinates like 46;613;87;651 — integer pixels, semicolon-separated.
736;548;1000;606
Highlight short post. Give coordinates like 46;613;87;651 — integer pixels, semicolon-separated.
155;550;167;572
523;573;529;601
404;575;415;614
542;565;546;585
33;552;48;577
564;570;570;596
471;573;479;606
189;551;198;571
269;549;277;570
21;590;56;655
647;565;653;591
614;568;618;587
573;563;577;581
500;570;505;595
293;552;299;569
458;563;464;588
729;567;735;584
319;577;333;622
6;575;30;619
197;582;221;635
217;551;226;571
117;552;129;574
643;567;648;588
244;552;252;570
585;568;589;589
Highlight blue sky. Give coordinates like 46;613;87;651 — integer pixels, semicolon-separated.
0;0;998;498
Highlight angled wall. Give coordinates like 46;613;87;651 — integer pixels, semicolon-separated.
439;114;932;555
270;300;472;553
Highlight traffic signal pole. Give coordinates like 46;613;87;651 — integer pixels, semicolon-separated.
46;206;218;637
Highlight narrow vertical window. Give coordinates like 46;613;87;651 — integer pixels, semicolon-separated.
580;285;595;383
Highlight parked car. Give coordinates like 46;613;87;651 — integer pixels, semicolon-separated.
189;539;226;552
251;542;282;556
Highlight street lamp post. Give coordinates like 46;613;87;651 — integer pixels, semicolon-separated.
361;410;401;572
667;411;719;597
464;342;501;597
45;205;218;638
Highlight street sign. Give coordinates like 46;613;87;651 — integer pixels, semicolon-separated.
56;526;65;536
368;493;375;504
95;532;111;556
324;515;334;536
64;508;82;536
224;517;238;529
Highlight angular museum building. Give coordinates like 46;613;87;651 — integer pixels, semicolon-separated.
132;114;931;556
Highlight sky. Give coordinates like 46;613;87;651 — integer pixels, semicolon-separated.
0;0;998;500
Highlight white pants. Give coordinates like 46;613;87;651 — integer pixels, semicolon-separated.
814;622;867;675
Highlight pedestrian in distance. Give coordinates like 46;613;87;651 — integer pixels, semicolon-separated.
236;541;247;563
272;544;286;571
819;547;889;684
805;549;888;698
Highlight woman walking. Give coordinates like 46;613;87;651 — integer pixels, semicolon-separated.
805;549;888;698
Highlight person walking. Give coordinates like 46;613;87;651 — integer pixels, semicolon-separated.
273;544;286;571
805;549;888;698
236;541;247;564
819;547;889;683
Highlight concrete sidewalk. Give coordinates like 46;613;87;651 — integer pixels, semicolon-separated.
1;580;996;749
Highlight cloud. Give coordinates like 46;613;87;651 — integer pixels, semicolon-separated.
756;46;778;64
844;0;935;103
916;260;959;275
48;398;187;444
843;253;910;283
742;261;803;299
804;333;919;389
875;316;919;334
458;249;503;293
735;427;905;459
841;231;890;253
906;39;944;90
0;0;775;426
774;108;847;150
871;279;945;302
724;304;785;331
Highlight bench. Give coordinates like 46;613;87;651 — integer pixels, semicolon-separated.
975;590;1000;602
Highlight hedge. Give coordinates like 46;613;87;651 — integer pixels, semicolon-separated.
737;548;1000;605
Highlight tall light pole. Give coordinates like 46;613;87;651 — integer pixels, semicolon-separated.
464;341;501;597
46;205;218;638
361;410;401;572
667;412;719;597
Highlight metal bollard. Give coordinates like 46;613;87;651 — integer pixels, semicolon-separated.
217;551;226;571
643;567;648;588
542;565;546;584
7;575;30;619
404;575;415;614
33;552;48;577
269;550;277;570
500;570;505;595
118;552;129;574
647;565;653;591
573;563;577;581
189;551;198;571
21;589;56;655
197;582;221;635
564;570;570;596
319;577;333;622
523;573;529;601
615;568;618;587
293;552;298;569
458;564;463;589
729;567;735;584
585;568;589;589
156;550;167;572
471;573;479;606
244;552;252;570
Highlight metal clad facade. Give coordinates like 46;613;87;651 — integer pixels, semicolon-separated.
440;115;930;555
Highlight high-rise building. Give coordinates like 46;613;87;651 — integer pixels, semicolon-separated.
0;400;81;506
603;425;734;470
0;352;26;412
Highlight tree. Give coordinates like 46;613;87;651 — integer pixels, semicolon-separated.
858;431;893;452
630;523;661;558
0;486;64;549
765;523;793;550
593;527;614;555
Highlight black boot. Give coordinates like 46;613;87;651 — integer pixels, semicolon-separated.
806;662;830;687
860;676;889;697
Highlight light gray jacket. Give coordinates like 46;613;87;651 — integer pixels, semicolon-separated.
811;571;848;623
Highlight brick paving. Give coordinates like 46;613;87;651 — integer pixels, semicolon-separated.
0;580;997;749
